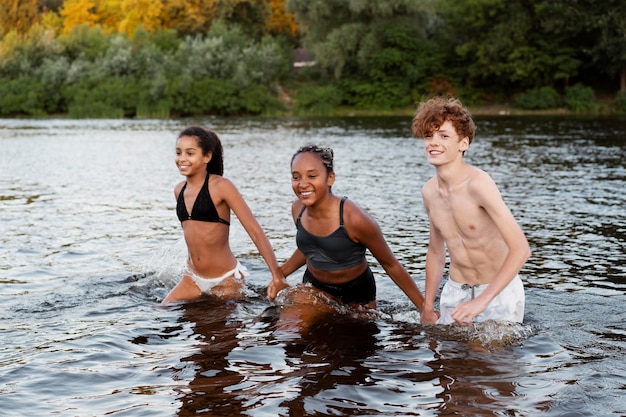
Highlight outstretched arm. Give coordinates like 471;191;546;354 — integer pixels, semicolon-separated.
266;248;307;299
344;200;425;312
221;179;286;295
266;200;307;299
421;220;445;324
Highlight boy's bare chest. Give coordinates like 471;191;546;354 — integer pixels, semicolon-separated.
429;195;486;237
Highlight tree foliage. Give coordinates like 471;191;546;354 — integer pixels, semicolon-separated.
537;0;626;92
287;0;429;77
286;0;435;108
266;0;297;37
0;0;623;116
60;0;100;34
161;0;218;36
118;0;165;36
0;0;39;36
437;0;575;91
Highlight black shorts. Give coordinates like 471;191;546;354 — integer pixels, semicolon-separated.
302;267;376;305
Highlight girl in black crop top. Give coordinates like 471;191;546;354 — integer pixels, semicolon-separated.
162;126;285;303
266;145;427;323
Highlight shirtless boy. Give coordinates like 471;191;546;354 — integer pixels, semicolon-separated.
412;97;531;326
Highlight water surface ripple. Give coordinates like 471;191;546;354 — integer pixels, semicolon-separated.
1;116;624;416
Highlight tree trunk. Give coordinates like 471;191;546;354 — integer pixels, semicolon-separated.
621;66;626;93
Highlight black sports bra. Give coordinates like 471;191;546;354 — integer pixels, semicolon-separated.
296;197;366;271
176;173;230;225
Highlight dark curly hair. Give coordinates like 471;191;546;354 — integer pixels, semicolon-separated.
291;144;334;174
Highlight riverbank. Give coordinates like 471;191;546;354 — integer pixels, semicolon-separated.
328;100;622;118
1;99;622;120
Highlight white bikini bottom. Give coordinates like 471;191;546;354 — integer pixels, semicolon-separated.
187;261;249;294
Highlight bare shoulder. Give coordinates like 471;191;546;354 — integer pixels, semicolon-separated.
210;174;238;194
342;197;377;229
466;167;506;210
291;199;304;219
467;167;500;194
470;166;494;181
174;180;186;198
341;197;383;245
421;176;437;196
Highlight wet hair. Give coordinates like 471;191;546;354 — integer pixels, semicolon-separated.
291;144;334;174
411;97;475;147
178;126;224;175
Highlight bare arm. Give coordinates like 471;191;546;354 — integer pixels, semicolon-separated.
421;217;446;324
344;200;425;312
219;178;286;293
266;200;307;299
279;248;307;277
266;249;304;299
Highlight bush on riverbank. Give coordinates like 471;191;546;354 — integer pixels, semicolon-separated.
0;23;289;118
511;84;601;114
615;92;626;114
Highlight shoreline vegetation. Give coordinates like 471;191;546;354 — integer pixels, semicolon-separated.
1;1;625;119
324;102;624;118
1;98;623;120
3;105;622;120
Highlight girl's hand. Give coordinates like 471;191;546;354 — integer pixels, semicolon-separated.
267;276;290;301
420;309;440;325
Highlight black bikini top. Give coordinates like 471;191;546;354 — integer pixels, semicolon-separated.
176;173;230;225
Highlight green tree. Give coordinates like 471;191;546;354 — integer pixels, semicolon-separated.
215;0;271;40
173;21;287;87
57;23;110;60
435;0;581;92
288;0;430;79
538;0;626;93
0;24;62;78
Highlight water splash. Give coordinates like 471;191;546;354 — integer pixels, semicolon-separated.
274;285;351;314
429;320;537;350
139;238;187;287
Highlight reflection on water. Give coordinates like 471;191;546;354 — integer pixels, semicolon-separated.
0;116;625;416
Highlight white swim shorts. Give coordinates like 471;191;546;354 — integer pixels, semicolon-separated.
187;261;249;295
437;275;525;325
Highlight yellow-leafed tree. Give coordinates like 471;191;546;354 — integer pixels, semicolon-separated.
97;0;124;33
60;0;99;34
162;0;218;36
266;0;297;37
0;0;40;35
118;0;165;36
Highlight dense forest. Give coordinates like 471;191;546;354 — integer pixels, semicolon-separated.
1;0;625;117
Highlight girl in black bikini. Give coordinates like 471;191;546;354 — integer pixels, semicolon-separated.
267;145;425;315
162;126;284;303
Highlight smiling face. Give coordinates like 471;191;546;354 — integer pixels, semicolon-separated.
291;151;335;205
423;120;469;166
175;135;211;177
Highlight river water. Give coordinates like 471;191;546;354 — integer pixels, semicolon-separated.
1;116;624;416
